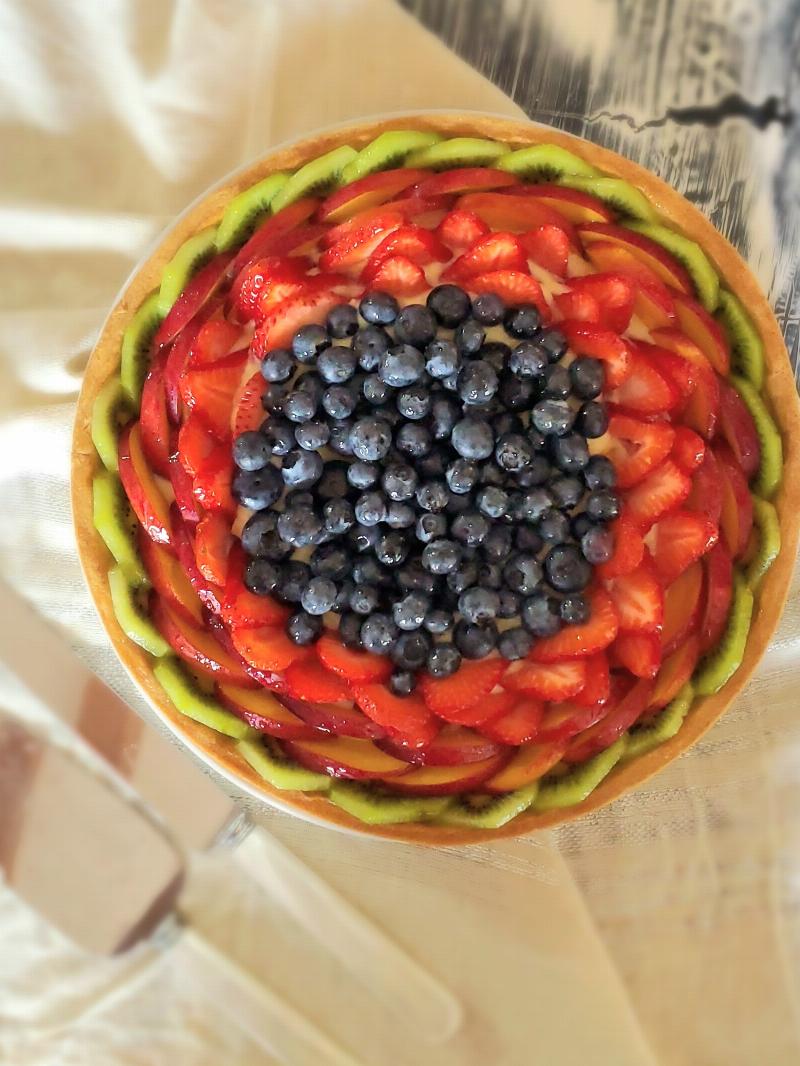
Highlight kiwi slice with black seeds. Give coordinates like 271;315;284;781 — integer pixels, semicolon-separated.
108;566;169;657
238;736;331;791
624;684;694;761
626;220;720;311
92;471;147;586
340;130;442;184
91;376;133;473
119;291;163;409
215;172;289;252
746;497;781;590
404;137;507;170
328;780;449;825
158;227;218;317
717;290;764;389
694;572;754;695
730;374;783;498
533;737;627;811
436;783;539;829
559;175;657;222
497;144;598;181
154;658;257;739
270;145;358;214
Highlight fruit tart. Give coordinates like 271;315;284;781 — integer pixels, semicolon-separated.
72;114;800;843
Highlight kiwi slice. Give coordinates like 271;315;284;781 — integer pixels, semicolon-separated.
238;736;331;792
108;566;169;657
214;172;289;252
558;175;657;222
746;497;781;590
157;227;218;317
340;130;442;185
328;780;448;825
625;221;720;311
92;471;147;586
717;290;765;389
496;144;599;181
91;376;133;473
694;572;754;696
436;783;539;829
624;684;695;761
119;291;163;409
404;137;507;170
533;737;627;811
154;658;256;739
730;374;783;498
270;145;358;214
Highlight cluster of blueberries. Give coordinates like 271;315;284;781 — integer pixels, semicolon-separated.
232;285;618;696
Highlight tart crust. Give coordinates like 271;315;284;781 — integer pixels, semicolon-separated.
72;112;800;844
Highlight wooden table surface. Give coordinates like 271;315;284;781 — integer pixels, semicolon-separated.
401;0;799;378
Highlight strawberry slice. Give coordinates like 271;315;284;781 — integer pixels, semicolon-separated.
164;312;208;425
661;561;703;656
640;346;696;410
465;270;547;316
595;510;646;580
459;192;577;242
317;168;429;223
229;197;321;277
192;443;236;516
650;634;701;709
612;631;662;679
419;659;507;719
605;414;675;489
220;544;289;629
685;446;723;525
139;350;171;477
606;558;664;633
251;290;343;355
364;224;450;270
699;541;734;653
443;232;527;280
117;422;173;548
361;254;428;296
154;252;233;348
229;255;311;322
435;209;489;251
651;509;718;583
607;349;680;414
671;426;706;473
231;370;266;438
169;454;200;524
353;685;438;747
319;210;404;271
231;625;307;674
194;511;232;587
285;657;351;703
413;167;518;199
651;327;719;438
572;652;611;706
478;698;544;745
316;634;392;683
565;273;635;333
426;688;517;728
564;678;655;763
625;459;691;529
188;320;241;369
171;509;222;615
503;659;587;700
323;199;447;248
530;588;619;662
181;349;247;438
177;411;221;479
560;322;631;387
554;290;600;323
718;379;761;480
520;224;571;277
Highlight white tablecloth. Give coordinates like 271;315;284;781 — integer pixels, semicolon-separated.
1;2;798;1063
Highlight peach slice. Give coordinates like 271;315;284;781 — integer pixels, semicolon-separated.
317;168;429;223
673;292;730;375
284;736;411;781
383;753;508;795
137;529;202;627
150;594;254;686
577;222;693;294
507;183;614;224
661;560;703;656
217;683;317;739
485;740;567;793
715;445;754;558
378;725;505;767
118;421;173;548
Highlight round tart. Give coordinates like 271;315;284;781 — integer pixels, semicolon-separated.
72;113;800;844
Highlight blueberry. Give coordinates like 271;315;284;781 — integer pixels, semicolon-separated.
425;338;460;380
560;594;591;625
261;348;294;383
338;611;363;647
281;448;323;489
392;630;431;670
454;620;497;659
275;560;311;603
294;419;330;451
495;433;533;472
477;486;509;519
457;359;499;406
233;431;271;472
350;416;392;461
549;476;584;510
458;587;500;624
427;284;471;327
332;579;355;614
516;488;553;522
350;584;381;616
354;491;387;526
451;511;490;547
515;525;543;554
483;525;513;561
360;290;399;326
539;329;568;363
503;553;543;595
352;325;390;371
550;433;590;473
542;363;572;399
398;561;437;594
233;466;283;510
292;324;329;363
326;303;359;339
386;501;415;530
296;371;324;403
479;341;511;374
532;400;575;436
261;417;295;457
328;419;355;455
257;531;293;562
347;460;379;490
262;382;289;414
508;340;547;379
390;670;417;697
415;480;448;514
417;447;448;479
362;374;392;406
454;318;485;356
497;627;533;660
396;422;432;458
423;609;451;635
394;304;437;347
515;456;551;487
447;559;480;594
244;557;280;596
284;489;315;510
241;511;278;555
360;613;399;654
299;577;337;616
471;291;505;326
429;395;461;440
446;458;479;495
452;417;494;460
379;344;424;388
323;498;355;535
428;645;462;678
545;544;592;592
446;490;474;516
583;455;617;491
283;389;318;423
537;508;571;543
376;530;409;566
504;305;541;339
277;507;322;547
497;588;521;619
527;426;547;452
478;561;503;589
581;524;614;564
571;512;595;540
422;538;462;575
352;556;385;586
415;512;447;545
287;611;324;646
310;543;348;579
392;591;430;631
521;592;562;636
498;372;536;411
317;344;358;384
397;384;431;420
570;356;604;399
577;400;609;439
586;489;620;523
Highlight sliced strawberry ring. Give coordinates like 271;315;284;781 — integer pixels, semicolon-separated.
319;210;405;269
363;223;450;270
520;224;571;277
231;624;308;675
180;348;248;439
595;510;646;580
360;254;428;296
477;698;544;746
650;509;718;583
612;630;662;679
220;544;289;630
529;588;619;663
562;273;635;333
419;658;507;719
154;252;234;349
227;255;312;322
229;197;321;278
571;652;611;707
442;231;528;280
554;290;600;323
231;370;266;439
435;209;489;251
316;635;392;683
283;656;352;703
606;348;681;414
353;685;438;748
560;321;631;387
192;443;236;517
605;413;675;490
605;556;664;633
503;659;587;701
251;290;344;356
464;270;548;317
625;459;691;529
